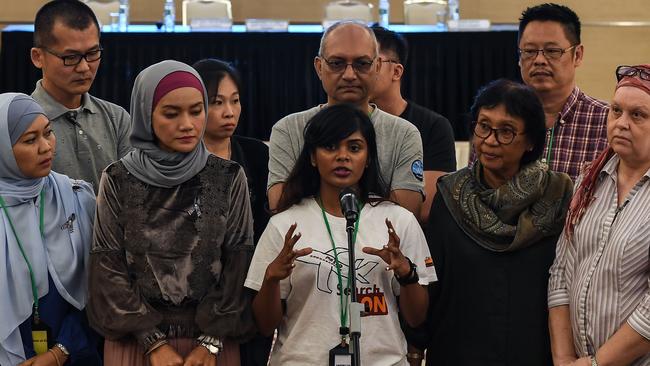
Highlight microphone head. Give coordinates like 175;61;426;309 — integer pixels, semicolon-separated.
339;186;357;202
339;187;359;221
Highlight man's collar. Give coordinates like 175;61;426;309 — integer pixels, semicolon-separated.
556;86;582;124
32;80;96;119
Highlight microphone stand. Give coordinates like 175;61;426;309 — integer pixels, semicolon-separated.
345;216;362;366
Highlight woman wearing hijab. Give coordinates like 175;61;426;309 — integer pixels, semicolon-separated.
87;60;255;366
0;93;98;366
548;65;650;366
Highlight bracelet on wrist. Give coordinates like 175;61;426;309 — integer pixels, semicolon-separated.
48;349;62;366
145;339;169;356
395;257;419;286
197;335;223;357
406;351;424;360
590;355;599;366
53;343;70;357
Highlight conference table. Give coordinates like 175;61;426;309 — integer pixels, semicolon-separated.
0;24;519;140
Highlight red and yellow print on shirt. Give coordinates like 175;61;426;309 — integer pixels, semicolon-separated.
296;245;389;316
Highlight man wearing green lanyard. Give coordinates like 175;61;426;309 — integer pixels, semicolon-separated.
517;3;609;180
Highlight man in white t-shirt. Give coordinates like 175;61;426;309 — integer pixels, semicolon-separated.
267;22;425;220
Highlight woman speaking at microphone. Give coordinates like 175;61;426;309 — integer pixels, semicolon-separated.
244;104;437;365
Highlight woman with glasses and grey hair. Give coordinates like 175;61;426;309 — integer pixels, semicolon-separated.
548;65;650;366
404;79;573;366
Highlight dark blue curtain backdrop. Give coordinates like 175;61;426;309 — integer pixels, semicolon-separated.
1;29;519;140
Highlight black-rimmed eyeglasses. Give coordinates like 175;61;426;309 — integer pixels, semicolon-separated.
320;57;376;74
41;47;103;66
518;45;578;61
616;65;650;82
472;121;522;145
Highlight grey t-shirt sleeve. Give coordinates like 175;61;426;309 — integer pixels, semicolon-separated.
390;127;425;194
267;119;296;190
116;107;132;159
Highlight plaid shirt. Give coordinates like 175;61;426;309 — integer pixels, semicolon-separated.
468;87;609;181
543;87;609;180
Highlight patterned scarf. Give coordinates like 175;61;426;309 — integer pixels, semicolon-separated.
437;160;573;252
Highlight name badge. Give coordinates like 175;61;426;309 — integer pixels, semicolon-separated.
329;343;353;366
32;331;48;355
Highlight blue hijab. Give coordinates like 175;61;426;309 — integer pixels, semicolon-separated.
0;93;96;365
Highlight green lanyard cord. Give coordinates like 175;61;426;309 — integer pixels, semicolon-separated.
318;197;361;336
546;125;555;166
0;190;45;320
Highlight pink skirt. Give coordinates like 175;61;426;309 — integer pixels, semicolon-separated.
104;338;240;366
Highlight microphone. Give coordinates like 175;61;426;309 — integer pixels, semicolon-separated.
339;187;359;224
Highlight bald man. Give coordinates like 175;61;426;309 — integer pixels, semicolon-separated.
267;21;425;220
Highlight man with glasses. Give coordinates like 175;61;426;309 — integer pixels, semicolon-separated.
370;26;455;223
30;0;131;192
268;21;425;219
518;3;609;180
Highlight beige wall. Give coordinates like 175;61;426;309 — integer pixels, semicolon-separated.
2;0;648;100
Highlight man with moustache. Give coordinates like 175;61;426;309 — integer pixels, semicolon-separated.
518;3;608;180
30;0;131;192
267;21;425;219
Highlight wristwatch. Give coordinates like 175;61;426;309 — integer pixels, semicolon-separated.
395;257;419;286
53;343;70;356
197;335;223;357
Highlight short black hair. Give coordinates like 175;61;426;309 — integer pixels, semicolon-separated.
371;26;409;65
470;79;546;165
34;0;100;48
192;58;243;101
518;3;581;45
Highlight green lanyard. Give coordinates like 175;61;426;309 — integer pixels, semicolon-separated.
0;191;45;322
318;198;361;340
545;125;555;165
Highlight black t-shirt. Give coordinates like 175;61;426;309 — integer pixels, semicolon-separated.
400;100;456;172
230;135;270;244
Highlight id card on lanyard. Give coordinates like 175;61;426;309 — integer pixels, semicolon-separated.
0;192;50;354
319;198;362;366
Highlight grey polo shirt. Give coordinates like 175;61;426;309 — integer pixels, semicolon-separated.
31;80;132;192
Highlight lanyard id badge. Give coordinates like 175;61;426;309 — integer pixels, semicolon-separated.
329;342;353;366
31;320;53;355
319;197;362;366
0;192;48;354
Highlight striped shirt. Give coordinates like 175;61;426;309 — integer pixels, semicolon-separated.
543;87;609;181
548;154;650;365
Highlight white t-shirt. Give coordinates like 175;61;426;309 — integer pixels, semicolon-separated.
245;198;437;366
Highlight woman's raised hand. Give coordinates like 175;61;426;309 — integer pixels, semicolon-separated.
264;223;313;282
362;218;411;278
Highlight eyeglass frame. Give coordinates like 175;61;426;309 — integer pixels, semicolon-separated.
318;56;378;74
471;121;524;145
616;65;650;82
40;46;104;66
518;44;578;61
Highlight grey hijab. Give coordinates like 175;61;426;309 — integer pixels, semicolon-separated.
0;93;95;364
121;60;210;188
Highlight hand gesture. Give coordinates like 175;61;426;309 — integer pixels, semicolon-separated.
149;344;184;366
362;218;410;278
183;345;216;366
264;223;312;283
